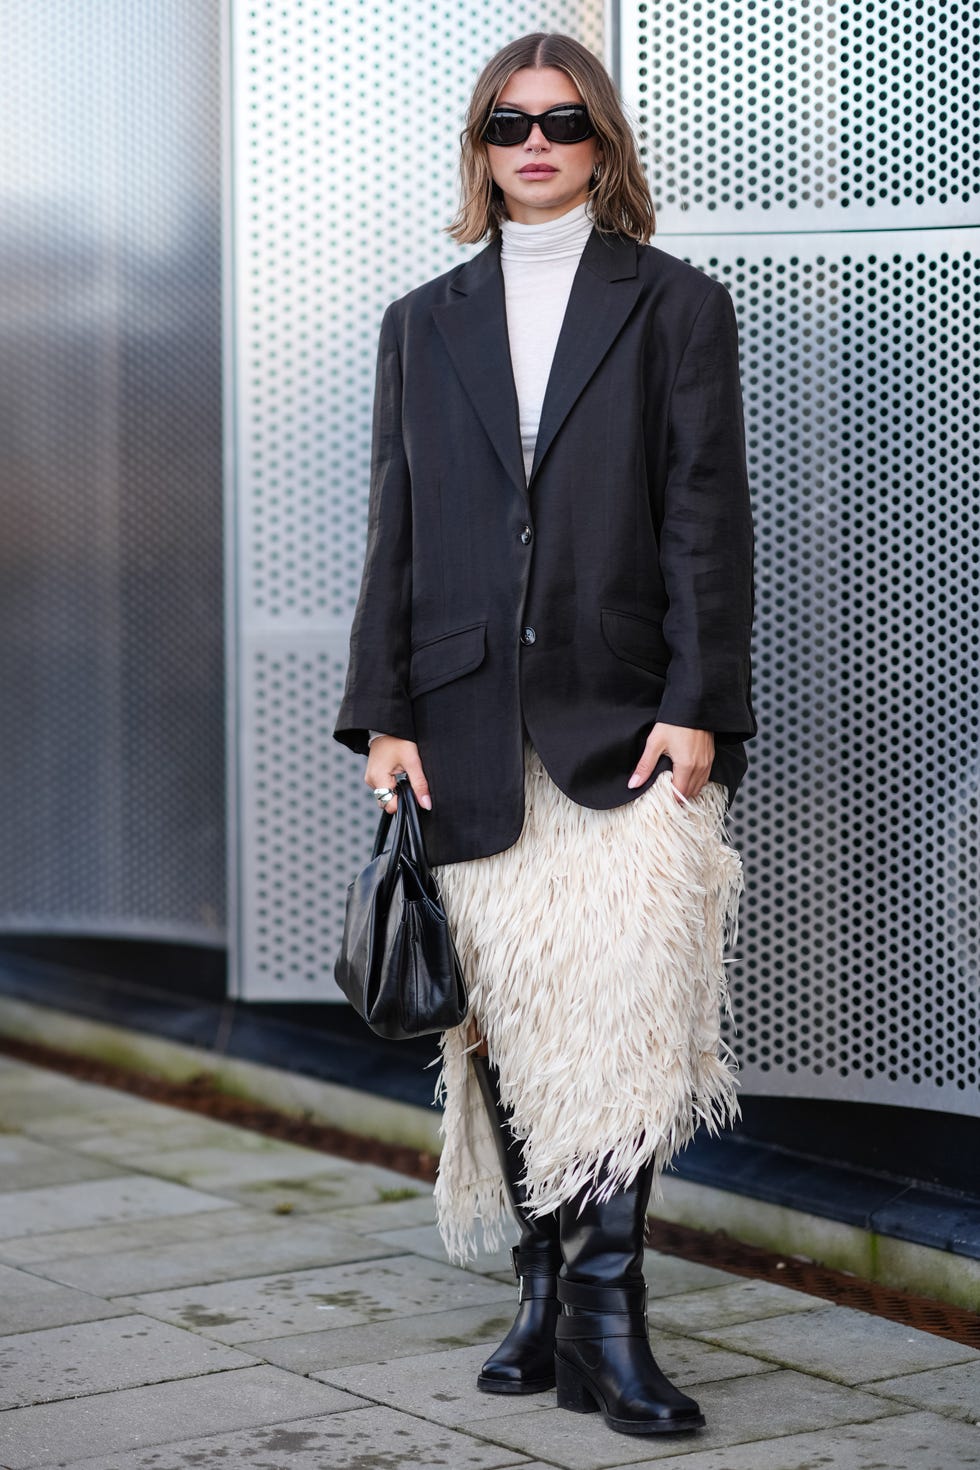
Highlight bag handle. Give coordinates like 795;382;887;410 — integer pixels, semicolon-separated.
369;774;432;883
370;786;407;911
394;773;433;884
370;803;396;861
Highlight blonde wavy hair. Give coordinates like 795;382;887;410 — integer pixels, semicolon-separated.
448;33;655;245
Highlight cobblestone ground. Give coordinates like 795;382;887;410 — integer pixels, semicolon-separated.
0;1054;978;1469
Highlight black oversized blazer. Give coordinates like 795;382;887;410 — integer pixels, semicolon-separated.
335;226;756;867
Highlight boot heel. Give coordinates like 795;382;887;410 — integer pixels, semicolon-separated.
555;1356;600;1414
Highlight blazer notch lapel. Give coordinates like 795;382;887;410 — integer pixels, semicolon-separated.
432;241;527;497
583;229;639;283
530;231;642;481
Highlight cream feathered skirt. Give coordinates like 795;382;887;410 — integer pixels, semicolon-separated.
430;741;745;1266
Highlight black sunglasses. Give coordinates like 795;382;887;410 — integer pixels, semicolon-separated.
483;103;595;148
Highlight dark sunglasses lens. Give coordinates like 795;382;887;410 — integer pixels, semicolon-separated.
484;111;529;146
542;106;592;143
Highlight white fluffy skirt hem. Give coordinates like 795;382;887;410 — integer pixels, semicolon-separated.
429;743;745;1266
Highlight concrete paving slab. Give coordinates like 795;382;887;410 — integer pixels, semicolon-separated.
0;1071;160;1114
215;1160;435;1214
315;1341;556;1425
463;1369;904;1469
325;1190;439;1233
0;1365;366;1469
643;1331;781;1388
868;1360;980;1423
644;1251;744;1298
0;1080;138;1130
47;1404;531;1470
120;1138;375;1190
0;1312;256;1409
0;1262;127;1334
16;1096;199;1137
697;1303;980;1385
596;1409;980;1470
25;1216;399;1295
23;1116;274;1162
366;1220;519;1275
647;1278;826;1335
0;1204;284;1266
0;1062;95;1094
117;1253;514;1344
247;1300;524;1372
0;1136;124;1191
0;1175;233;1239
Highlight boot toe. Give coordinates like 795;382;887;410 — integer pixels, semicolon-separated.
610;1405;706;1435
612;1377;705;1433
477;1353;556;1395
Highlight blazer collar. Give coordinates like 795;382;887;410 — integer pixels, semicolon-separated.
432;228;641;495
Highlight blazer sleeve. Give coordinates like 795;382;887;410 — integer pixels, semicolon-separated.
655;280;757;742
333;304;416;755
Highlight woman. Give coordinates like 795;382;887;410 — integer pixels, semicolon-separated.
335;32;755;1438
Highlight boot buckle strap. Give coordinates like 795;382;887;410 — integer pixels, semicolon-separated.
517;1273;558;1302
557;1278;648;1315
556;1311;648;1341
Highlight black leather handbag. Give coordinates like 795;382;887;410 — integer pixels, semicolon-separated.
335;774;468;1039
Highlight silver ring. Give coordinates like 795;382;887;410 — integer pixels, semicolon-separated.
373;786;396;805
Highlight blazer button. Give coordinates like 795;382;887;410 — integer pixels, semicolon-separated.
520;525;533;545
521;627;537;645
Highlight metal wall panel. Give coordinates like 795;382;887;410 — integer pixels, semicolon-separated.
227;0;605;999
614;2;980;1116
0;3;225;943
618;0;979;232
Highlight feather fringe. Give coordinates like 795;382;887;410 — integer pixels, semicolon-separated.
430;744;744;1265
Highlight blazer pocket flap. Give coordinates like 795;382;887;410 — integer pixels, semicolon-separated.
409;622;487;698
601;608;669;676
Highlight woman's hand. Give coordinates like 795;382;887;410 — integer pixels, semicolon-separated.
365;737;432;815
628;722;715;804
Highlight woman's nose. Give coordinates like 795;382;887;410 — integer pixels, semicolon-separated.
524;122;550;149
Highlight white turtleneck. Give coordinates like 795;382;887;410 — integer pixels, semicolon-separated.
500;201;594;482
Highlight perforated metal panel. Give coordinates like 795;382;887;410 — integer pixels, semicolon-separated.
663;232;979;1115
239;641;377;990
612;2;980;1117
227;1;605;997
619;0;980;232
0;2;225;943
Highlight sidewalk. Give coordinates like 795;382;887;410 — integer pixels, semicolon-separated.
0;1054;977;1470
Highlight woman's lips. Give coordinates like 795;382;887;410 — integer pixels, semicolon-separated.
518;164;558;176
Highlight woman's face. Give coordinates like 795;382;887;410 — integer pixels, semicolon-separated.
486;66;601;226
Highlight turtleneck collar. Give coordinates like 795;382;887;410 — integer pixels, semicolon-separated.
500;200;594;261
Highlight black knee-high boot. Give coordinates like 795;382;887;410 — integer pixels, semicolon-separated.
470;1052;561;1394
554;1160;705;1435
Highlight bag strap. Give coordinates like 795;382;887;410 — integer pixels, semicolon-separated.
394;773;433;883
370;804;394;861
369;774;431;886
370;789;409;911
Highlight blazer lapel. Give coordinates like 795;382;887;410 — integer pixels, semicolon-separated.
529;230;641;483
432;239;527;497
